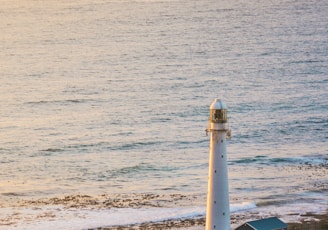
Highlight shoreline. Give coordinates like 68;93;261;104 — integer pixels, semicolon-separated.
2;192;326;230
287;212;328;230
91;212;328;230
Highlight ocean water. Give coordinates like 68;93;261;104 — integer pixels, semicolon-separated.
0;0;327;229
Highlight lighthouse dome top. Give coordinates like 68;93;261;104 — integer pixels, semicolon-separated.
210;98;227;110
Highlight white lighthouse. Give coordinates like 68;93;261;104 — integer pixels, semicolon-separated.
206;98;231;230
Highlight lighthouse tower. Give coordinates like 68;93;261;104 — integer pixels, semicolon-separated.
206;98;231;230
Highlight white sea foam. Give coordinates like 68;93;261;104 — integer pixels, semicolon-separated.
231;202;256;212
0;206;199;230
0;202;258;230
231;200;328;228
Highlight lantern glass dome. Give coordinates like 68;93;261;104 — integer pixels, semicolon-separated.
209;98;228;123
210;108;227;123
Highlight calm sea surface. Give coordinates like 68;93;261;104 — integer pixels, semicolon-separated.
0;0;327;229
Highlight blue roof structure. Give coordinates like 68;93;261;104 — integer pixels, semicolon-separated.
235;217;287;230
